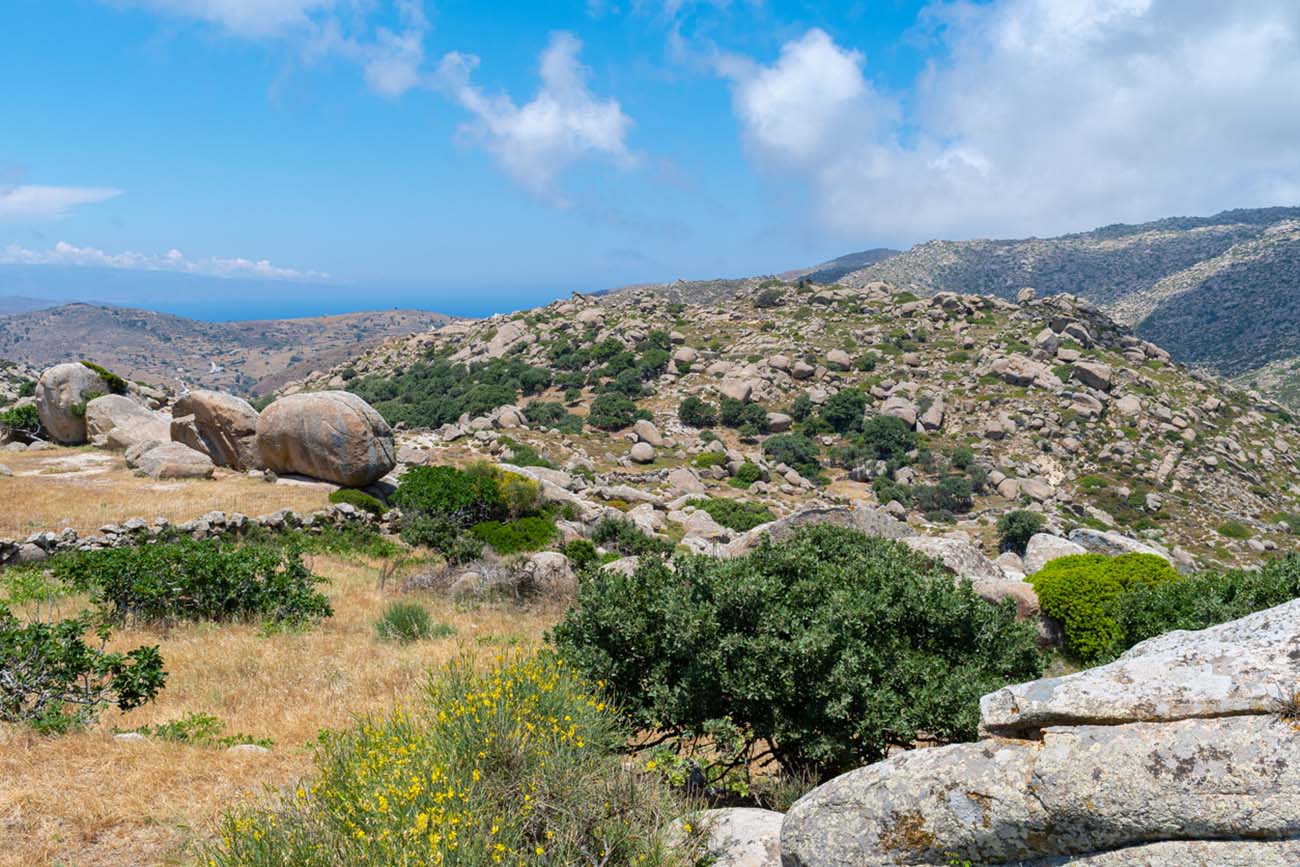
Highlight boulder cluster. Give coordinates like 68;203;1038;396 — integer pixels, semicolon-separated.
19;362;397;487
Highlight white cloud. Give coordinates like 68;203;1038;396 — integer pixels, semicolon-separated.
0;185;123;220
435;32;637;203
721;1;1300;243
0;241;327;281
114;0;430;96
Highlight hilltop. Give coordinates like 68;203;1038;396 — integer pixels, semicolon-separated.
0;302;451;396
286;278;1300;569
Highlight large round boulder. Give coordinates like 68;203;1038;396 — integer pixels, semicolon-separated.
256;391;395;486
171;389;261;470
35;363;109;445
85;394;170;451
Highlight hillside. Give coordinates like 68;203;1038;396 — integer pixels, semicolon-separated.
0;303;452;395
833;207;1300;401
286;279;1300;569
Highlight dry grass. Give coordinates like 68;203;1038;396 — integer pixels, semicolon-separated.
0;447;332;538
0;552;561;867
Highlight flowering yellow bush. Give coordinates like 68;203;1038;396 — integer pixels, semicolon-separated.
206;653;691;866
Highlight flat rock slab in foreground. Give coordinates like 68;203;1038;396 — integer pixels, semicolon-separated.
780;715;1300;867
981;598;1300;735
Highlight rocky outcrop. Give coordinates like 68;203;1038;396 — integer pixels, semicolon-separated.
171;389;261;470
782;715;1300;866
257;391;395;486
84;394;170;451
132;442;215;480
677;808;782;867
35;363;109;445
1022;533;1088;574
780;599;1300;866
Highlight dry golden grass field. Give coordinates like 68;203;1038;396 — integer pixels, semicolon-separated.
0;467;564;866
0;448;332;538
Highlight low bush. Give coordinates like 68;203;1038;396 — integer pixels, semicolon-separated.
0;402;41;441
328;488;386;517
755;287;784;308
998;510;1045;555
1028;553;1179;663
206;655;688;867
400;515;484;564
691;451;728;469
81;360;129;395
730;461;762;488
552;525;1043;780
762;433;822;482
719;397;769;433
522;401;584;434
696;498;775;532
1;606;165;732
53;539;332;627
677;395;718;428
117;711;270;749
391;464;507;528
374;601;453;643
588;393;640;431
591;516;674;558
562;538;599;572
497;435;555;469
1218;520;1252;539
1112;554;1300;652
859;415;916;463
471;515;558;554
819;388;866;434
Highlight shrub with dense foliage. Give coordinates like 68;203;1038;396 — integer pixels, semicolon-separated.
552;525;1043;779
587;393;640;431
0;606;165;732
0;402;41;441
53;539;332;627
471;515;558;554
998;510;1045;554
80;360;129;395
1028;553;1179;663
696;498;775;532
522;401;583;434
762;433;822;482
819;388;866;434
328;488;386;517
393;463;553;559
677;395;717;428
207;655;688;867
374;601;453;643
348;356;555;429
391;464;507;527
590;516;674;558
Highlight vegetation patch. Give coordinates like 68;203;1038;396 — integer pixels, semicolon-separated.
552;525;1043;781
696;497;775;532
328;488;386;517
374;601;454;644
206;655;688;867
471;515;558;554
117;711;270;749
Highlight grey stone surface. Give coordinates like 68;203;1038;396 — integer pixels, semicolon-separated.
781;716;1300;867
84;394;170;451
257;391;395;486
1067;528;1172;563
982;598;1300;735
171;389;262;470
675;808;782;867
133;442;215;480
1022;533;1088;575
35;362;109;445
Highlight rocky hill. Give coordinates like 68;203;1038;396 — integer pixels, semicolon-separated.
0;302;451;396
834;207;1300;402
288;279;1300;570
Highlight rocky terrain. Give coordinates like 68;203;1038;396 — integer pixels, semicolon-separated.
0;302;451;396
284;277;1300;570
828;207;1300;404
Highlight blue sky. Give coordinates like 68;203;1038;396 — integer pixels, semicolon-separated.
3;0;1300;319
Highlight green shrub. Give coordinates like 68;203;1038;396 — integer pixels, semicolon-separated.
328;488;386;517
0;403;41;440
859;415;916;463
347;356;556;429
471;515;558;554
819;388;866;434
691;451;728;469
523;401;583;434
552;525;1042;779
587;393;639;431
391;464;507;528
950;446;975;470
1;606;165;732
1110;554;1300;652
374;601;453;643
1217;520;1252;539
117;711;270;749
719;397;769;432
731;461;762;488
562;539;599;572
696;498;775;532
788;394;813;422
497;435;556;469
591;517;674;558
400;515;484;563
913;476;973;516
206;654;687;867
755;287;785;308
80;360;129;395
997;510;1045;555
677;395;718;428
762;433;821;481
53;539;332;627
1029;553;1179;662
